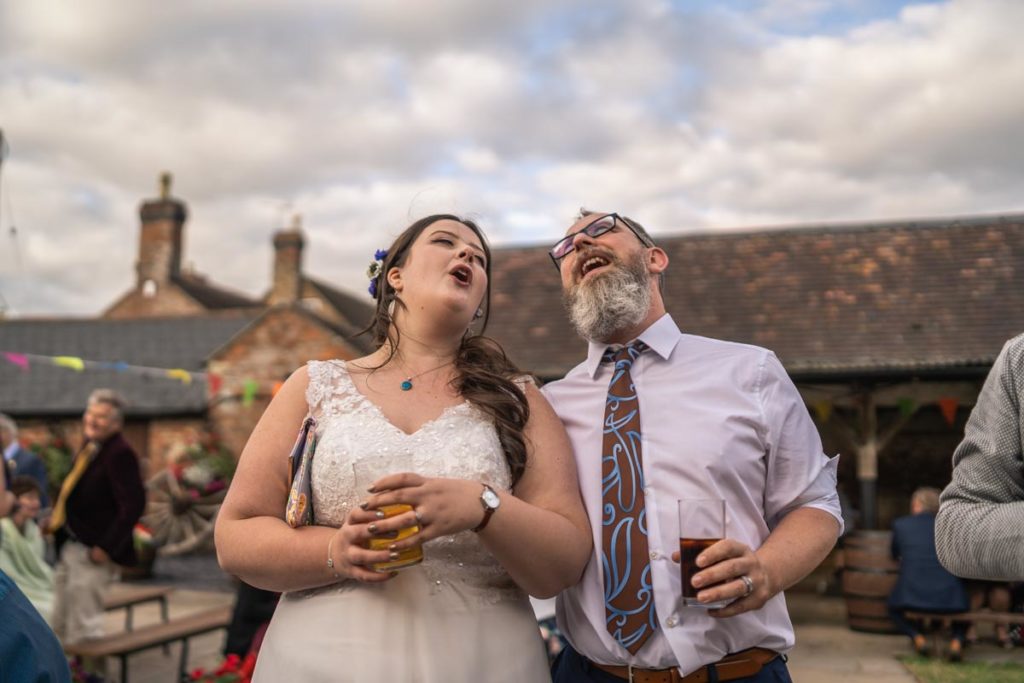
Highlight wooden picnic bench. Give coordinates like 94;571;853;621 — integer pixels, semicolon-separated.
64;605;233;683
103;584;174;631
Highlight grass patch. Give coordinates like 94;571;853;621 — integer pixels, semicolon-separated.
902;656;1024;683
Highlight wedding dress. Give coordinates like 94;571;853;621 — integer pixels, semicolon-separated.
254;360;551;682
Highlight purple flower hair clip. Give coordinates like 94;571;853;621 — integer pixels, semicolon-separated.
366;248;388;299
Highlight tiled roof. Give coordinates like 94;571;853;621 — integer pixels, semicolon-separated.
0;314;257;416
305;277;375;340
486;214;1024;380
173;274;261;310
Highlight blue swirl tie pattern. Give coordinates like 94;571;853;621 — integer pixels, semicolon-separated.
600;341;657;653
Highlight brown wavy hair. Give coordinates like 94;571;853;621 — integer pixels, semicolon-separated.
362;214;530;485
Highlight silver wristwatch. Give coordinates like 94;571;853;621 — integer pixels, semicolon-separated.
472;484;500;532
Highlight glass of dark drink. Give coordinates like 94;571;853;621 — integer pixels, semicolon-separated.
677;498;728;608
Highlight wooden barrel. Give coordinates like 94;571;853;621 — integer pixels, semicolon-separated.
840;530;901;633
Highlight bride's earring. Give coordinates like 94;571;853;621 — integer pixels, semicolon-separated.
473;307;483;320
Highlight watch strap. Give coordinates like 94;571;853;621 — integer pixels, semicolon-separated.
472;484;497;533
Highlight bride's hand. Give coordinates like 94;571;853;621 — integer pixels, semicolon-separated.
330;508;404;582
356;473;487;547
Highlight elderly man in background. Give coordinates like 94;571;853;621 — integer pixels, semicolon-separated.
1;413;50;510
50;389;146;647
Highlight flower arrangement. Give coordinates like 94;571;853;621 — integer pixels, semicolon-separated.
69;657;106;682
133;522;154;554
366;248;388;298
170;430;235;498
189;653;257;683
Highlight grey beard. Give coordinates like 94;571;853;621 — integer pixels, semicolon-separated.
563;254;651;343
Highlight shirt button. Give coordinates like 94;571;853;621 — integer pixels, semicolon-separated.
649;551;659;560
666;616;678;627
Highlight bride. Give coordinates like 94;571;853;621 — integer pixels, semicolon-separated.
215;214;591;681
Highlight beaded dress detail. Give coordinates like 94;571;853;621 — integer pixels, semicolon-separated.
254;360;550;682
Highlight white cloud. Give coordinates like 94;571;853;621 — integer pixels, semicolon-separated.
1;0;1023;317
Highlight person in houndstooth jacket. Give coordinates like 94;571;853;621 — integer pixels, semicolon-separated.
936;333;1024;581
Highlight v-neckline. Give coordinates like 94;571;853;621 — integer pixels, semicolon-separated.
334;360;468;437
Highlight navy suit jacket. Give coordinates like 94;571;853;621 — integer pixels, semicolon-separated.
6;445;50;508
888;512;969;612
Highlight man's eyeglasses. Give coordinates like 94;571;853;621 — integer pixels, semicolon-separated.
548;213;651;270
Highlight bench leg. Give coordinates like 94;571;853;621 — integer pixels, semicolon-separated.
178;637;190;682
161;597;171;656
120;653;129;683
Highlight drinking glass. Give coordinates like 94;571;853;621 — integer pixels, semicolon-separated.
678;498;728;608
352;454;424;572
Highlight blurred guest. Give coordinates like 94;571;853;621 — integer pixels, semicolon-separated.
49;389;146;647
889;487;969;661
0;476;54;621
1;413;50;509
0;458;69;682
936;333;1024;580
224;580;279;658
965;581;1013;647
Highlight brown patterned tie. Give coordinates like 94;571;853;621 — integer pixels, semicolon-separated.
601;341;657;653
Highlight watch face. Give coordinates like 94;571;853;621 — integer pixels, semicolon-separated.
482;488;501;509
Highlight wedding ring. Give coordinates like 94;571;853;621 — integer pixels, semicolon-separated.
414;509;424;524
740;574;754;597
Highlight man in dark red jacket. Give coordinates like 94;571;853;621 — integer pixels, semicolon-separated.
51;389;146;646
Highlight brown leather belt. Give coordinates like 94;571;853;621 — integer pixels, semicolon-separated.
589;647;779;683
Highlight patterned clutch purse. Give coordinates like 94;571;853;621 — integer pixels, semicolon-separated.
285;416;318;528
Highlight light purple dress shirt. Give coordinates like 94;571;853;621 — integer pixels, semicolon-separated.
542;314;842;675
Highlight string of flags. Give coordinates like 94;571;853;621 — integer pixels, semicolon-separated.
2;351;284;407
811;395;960;427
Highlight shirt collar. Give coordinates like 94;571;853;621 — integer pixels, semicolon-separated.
583;313;682;378
3;441;19;461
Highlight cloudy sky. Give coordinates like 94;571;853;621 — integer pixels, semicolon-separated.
2;0;1022;317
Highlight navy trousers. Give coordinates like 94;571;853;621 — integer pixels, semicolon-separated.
552;645;792;683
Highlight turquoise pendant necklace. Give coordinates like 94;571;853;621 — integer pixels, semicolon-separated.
399;360;453;391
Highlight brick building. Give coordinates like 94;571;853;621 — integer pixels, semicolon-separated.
485;214;1024;528
0;175;373;475
2;185;1023;528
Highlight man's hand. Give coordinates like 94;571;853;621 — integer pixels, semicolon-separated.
671;538;779;618
88;546;110;565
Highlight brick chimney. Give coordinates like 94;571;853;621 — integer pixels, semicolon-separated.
136;172;187;289
268;214;305;305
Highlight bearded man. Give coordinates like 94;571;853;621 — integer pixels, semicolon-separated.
541;210;843;683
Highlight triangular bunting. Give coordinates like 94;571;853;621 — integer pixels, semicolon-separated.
897;398;916;418
938;397;959;426
2;352;29;371
166;369;193;385
242;379;259;407
53;356;85;372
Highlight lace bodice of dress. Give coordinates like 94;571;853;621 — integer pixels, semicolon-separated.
302;359;520;600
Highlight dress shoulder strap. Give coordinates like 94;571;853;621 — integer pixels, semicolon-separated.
305;360;347;419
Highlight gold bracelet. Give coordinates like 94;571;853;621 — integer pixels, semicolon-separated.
326;531;341;579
